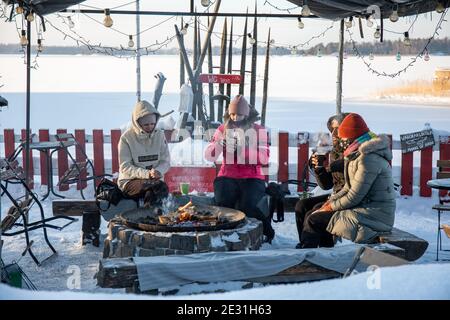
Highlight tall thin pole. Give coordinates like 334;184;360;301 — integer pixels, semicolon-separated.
25;18;31;198
136;0;141;102
261;28;271;126
250;4;257;107
239;12;248;95
336;19;344;116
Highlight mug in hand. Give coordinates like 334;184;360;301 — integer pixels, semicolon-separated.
316;154;327;167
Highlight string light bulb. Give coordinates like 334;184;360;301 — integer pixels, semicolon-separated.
291;46;298;55
424;50;430;61
366;16;374;27
374;27;381;39
26;11;34;22
301;2;311;17
317;48;322;57
247;33;256;45
269;39;275;45
369;53;374;60
103;9;113;28
20;30;28;46
67;16;75;29
389;6;399;22
37;39;43;53
181;23;189;35
201;0;211;7
128;35;134;48
345;17;353;28
15;3;24;14
297;17;304;29
396;52;401;61
436;2;445;13
404;32;411;46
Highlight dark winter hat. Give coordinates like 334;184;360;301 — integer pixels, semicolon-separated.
338;113;370;139
228;95;250;116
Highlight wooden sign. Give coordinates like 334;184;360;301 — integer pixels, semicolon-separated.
198;74;241;84
164;166;216;193
400;129;435;153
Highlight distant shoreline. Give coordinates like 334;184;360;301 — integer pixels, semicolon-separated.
345;96;450;107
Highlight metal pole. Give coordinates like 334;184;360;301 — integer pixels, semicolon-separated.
336;19;344;116
136;0;141;102
25;18;31;198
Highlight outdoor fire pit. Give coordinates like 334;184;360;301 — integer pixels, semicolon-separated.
103;197;264;258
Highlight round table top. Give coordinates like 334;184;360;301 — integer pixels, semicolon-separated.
427;178;450;190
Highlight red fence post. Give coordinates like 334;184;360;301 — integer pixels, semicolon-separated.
387;134;393;166
21;129;34;189
401;151;413;196
419;146;433;197
75;129;87;190
110;129;121;178
93;129;105;187
278;132;289;183
38;129;49;186
297;134;309;192
56;129;69;191
4;129;15;158
439;136;450;197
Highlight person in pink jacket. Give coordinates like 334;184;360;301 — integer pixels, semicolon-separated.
205;95;274;243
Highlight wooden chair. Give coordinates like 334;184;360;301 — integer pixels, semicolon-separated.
432;159;450;260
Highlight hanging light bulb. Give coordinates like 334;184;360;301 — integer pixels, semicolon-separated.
297;17;304;29
366;16;374;27
369;53;374;60
103;9;113;28
424;50;430;61
181;23;189;35
396;51;401;61
26;11;34;22
345;17;353;28
269;39;275;45
404;31;411;46
201;0;211;7
67;16;75;29
317;48;322;57
389;6;399;22
436;2;445;13
248;33;256;45
291;46;298;55
301;2;311;17
374;27;381;39
37;39;43;53
15;3;24;14
20;30;28;46
128;35;134;48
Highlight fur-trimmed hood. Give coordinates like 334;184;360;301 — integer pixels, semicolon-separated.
358;134;392;162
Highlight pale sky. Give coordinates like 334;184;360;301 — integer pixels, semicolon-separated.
0;0;449;50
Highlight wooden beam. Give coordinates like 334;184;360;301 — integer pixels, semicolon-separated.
261;28;270;126
226;18;234;101
250;5;257;107
207;17;215;122
378;227;428;261
239;11;248;95
218;18;227;121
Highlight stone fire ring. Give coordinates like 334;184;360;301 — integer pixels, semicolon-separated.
118;205;246;232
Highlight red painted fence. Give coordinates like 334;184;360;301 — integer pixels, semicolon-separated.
2;128;450;198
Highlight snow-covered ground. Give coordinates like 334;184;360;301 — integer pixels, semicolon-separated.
1;180;449;299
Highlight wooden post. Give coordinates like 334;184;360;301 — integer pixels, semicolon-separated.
111;129;121;182
38;129;49;186
250;5;257;108
207;17;215;122
226;18;234;102
93;130;105;188
74;129;87;190
21;129;34;189
439;136;450;197
4;129;15;159
179;18;185;88
239;12;248;95
261;28;271;126
297;136;309;192
192;16;198;119
56;129;69;191
278;132;289;183
420;146;433;197
218;18;228;121
401;152;413;196
336;19;344;116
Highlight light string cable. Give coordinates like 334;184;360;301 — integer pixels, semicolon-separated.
347;8;448;77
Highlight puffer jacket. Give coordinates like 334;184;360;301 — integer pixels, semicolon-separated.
118;100;170;189
327;134;396;243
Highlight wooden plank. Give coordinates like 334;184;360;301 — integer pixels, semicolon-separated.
278;132;289;183
75;129;87;190
21;129;34;189
401;151;413;196
420;146;433;197
111;129;121;179
199;74;241;84
378;227;428;261
297;139;309;192
38;129;49;186
52;199;98;216
4;129;15;158
93;129;105;188
56;129;69;191
439;140;450;197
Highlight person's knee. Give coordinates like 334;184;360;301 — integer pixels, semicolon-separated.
294;198;308;214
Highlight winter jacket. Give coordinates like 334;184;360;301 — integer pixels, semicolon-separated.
118;101;170;189
204;123;269;180
313;159;345;192
327;135;396;243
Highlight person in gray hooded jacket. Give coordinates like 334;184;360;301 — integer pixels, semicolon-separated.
300;113;395;248
118;100;170;206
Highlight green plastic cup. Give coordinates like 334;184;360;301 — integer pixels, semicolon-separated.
180;182;190;195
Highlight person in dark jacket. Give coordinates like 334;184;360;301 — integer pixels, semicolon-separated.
294;113;349;248
300;113;395;248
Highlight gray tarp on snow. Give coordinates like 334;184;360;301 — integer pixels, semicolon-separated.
134;244;361;291
286;1;450;19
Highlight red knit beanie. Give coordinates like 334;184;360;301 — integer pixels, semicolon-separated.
338;113;370;139
228;95;250;116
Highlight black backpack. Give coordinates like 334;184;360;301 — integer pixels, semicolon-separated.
266;182;289;223
95;178;124;211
